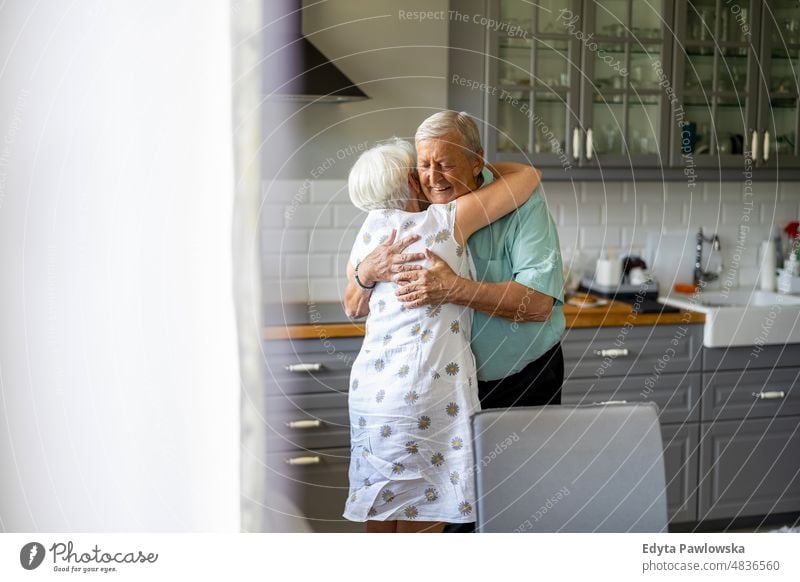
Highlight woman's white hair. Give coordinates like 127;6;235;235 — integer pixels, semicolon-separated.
415;110;483;159
348;138;416;211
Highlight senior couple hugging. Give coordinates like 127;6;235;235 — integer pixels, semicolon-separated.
340;110;565;533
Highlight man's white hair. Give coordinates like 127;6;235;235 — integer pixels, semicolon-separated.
348;138;416;211
415;110;483;159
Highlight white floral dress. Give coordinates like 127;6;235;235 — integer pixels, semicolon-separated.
343;201;480;523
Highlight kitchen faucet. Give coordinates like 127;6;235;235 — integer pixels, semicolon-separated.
693;227;722;287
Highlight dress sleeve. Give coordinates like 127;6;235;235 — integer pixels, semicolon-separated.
506;190;565;304
348;211;386;269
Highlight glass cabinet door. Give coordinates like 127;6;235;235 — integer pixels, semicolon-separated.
578;0;672;167
756;0;800;168
671;0;760;167
490;0;582;168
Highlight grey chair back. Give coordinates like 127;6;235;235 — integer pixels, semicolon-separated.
471;403;668;532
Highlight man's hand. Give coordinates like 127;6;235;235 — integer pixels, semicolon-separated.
394;249;461;308
358;229;426;285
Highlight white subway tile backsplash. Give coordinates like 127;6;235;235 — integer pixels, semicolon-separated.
559;203;600;225
642;200;682;226
334;204;367;228
580;225;621;248
540;182;579;201
311;180;349;203
760;201;799;226
309;228;356;254
284;254;332;279
284;204;333;228
601;201;638;226
259;179;800;301
262;179;308;204
683;200;724;229
586;182;624;203
309;278;346;302
780;181;800;201
261;228;309;253
264;278;310;303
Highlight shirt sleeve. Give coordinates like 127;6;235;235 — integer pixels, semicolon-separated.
506;188;565;304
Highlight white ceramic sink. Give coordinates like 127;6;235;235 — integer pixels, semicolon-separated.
659;289;800;347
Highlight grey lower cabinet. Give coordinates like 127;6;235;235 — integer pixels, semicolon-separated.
561;324;704;523
264;326;799;530
698;345;800;523
263;337;362;532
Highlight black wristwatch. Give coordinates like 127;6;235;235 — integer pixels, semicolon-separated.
354;261;376;291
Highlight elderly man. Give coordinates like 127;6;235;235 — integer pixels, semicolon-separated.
344;110;565;412
344;111;564;532
345;110;564;400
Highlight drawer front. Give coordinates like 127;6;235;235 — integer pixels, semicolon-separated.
266;392;350;452
698;417;800;520
562;325;702;379
562;373;700;424
264;338;362;396
266;446;361;533
661;423;699;523
702;368;800;422
704;343;800;372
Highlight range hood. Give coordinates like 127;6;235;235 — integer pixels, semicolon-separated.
263;0;369;103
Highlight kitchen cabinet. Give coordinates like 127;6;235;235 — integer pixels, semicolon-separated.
263;337;362;533
448;0;800;180
697;349;800;522
264;324;799;530
562;324;704;523
698;417;800;520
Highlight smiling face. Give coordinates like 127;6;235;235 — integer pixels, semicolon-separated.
415;132;484;204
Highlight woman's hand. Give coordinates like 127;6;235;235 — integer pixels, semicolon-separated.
358;229;426;285
393;249;461;308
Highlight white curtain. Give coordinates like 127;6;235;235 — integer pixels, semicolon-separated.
0;1;239;531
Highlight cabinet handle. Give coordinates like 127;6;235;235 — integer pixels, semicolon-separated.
286;419;323;430
572;127;581;161
285;455;321;466
750;129;758;161
586;128;594;160
593;348;629;358
284;363;324;373
592;400;628;405
763;130;770;162
752;390;785;400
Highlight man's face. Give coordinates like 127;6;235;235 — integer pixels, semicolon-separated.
416;133;483;204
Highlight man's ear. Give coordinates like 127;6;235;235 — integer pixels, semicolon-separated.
471;149;485;177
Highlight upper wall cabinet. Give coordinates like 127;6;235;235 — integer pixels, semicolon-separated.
449;0;800;180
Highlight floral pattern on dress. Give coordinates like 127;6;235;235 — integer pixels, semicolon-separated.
343;202;479;524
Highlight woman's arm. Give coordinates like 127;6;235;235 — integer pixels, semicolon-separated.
341;230;425;319
453;163;541;245
343;262;371;319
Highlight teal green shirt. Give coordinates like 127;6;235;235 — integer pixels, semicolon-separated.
467;170;565;381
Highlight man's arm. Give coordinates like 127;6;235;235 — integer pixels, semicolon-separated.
393;249;554;322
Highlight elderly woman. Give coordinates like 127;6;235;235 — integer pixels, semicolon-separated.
342;137;541;533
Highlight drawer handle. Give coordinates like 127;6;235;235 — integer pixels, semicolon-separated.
592;400;628;405
284;363;324;373
593;348;629;358
752;390;785;400
286;419;323;430
285;455;321;466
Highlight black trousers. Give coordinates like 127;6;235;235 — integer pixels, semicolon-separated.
442;342;564;533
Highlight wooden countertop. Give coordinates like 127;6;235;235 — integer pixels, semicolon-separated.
262;298;705;341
